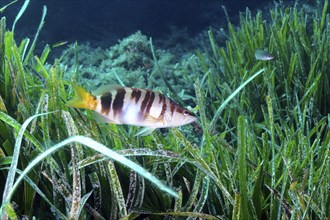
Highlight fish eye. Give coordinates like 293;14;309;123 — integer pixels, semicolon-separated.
183;110;189;116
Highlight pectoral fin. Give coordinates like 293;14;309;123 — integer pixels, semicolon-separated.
144;114;166;125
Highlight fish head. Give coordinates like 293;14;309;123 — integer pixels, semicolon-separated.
167;105;197;127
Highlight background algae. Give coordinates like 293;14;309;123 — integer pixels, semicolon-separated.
62;31;200;107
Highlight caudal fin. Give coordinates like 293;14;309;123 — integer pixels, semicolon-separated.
66;83;97;110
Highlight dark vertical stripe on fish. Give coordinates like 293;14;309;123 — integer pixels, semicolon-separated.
170;100;176;116
112;88;126;116
159;97;167;118
131;89;142;103
101;93;112;115
158;93;164;104
140;91;151;114
176;107;183;113
146;92;155;114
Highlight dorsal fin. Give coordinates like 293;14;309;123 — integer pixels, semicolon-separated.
93;85;125;96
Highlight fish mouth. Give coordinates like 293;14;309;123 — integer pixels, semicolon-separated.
185;116;197;125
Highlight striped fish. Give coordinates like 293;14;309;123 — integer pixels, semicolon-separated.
66;84;196;135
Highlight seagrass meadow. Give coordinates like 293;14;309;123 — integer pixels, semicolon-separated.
0;0;329;219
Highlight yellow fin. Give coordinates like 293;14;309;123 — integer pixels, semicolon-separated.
66;83;97;110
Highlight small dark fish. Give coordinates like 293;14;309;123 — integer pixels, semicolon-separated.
255;50;274;61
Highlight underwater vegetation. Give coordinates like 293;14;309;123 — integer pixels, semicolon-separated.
0;0;329;219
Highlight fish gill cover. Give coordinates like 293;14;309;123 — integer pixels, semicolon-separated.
0;0;329;219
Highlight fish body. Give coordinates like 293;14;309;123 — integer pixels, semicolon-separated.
255;50;274;61
66;84;196;132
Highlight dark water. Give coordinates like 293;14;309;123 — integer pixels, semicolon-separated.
2;0;276;47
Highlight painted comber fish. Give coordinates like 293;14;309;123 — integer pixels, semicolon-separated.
66;84;197;135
